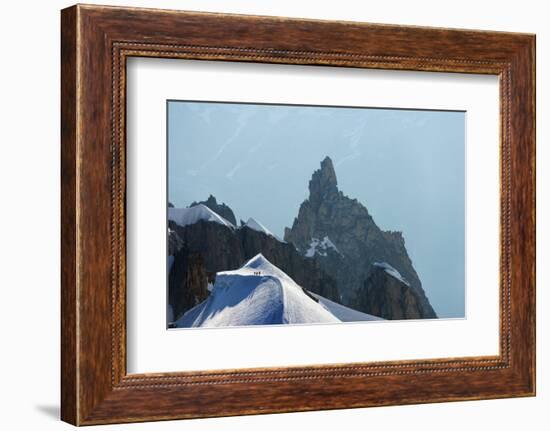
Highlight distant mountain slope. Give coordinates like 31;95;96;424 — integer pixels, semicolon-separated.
284;157;436;318
175;254;368;328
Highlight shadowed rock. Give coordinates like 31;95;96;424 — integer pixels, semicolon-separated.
168;217;341;316
353;263;428;320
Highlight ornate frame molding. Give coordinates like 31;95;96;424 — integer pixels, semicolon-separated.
61;5;535;425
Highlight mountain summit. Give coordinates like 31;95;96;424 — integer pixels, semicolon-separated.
309;156;339;202
284;156;377;260
284;157;436;319
175;254;340;327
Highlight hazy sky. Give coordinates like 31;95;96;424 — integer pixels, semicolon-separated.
168;101;465;318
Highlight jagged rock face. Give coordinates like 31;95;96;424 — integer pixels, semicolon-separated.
309;156;339;205
285;157;378;262
169;220;243;273
191;195;237;226
168;227;184;256
353;264;425;319
284;156;436;318
168;250;210;321
168;220;341;315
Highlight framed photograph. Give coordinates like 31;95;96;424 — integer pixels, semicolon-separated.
61;4;535;425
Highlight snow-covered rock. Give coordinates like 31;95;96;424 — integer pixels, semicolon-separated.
373;262;410;286
168;204;235;229
305;236;342;258
175;254;340;328
243;217;274;236
242;217;283;241
308;292;383;322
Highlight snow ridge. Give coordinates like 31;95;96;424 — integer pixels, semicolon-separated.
175;254;340;328
241;217;286;242
168;204;235;229
243;217;276;237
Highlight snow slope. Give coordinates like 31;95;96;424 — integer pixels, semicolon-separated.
175;254;340;328
309;292;383;322
373;262;410;286
241;217;285;242
243;217;275;236
168;204;235;229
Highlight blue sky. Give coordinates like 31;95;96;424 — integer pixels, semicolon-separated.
168;101;465;318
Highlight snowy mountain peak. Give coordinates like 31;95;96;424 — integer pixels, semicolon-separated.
244;217;274;236
242;217;284;242
190;195;237;225
242;253;271;269
168;204;235;229
175;256;341;328
234;253;292;283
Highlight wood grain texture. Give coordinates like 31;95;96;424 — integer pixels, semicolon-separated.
60;5;78;425
60;4;536;426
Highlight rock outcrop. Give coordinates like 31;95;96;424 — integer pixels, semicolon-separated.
168;250;210;320
352;263;427;319
284;156;436;319
190;195;237;226
168;226;184;256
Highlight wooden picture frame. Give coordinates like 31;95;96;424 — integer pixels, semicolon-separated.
61;4;535;426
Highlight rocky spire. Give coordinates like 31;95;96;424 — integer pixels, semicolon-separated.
308;156;338;206
284;156;437;318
